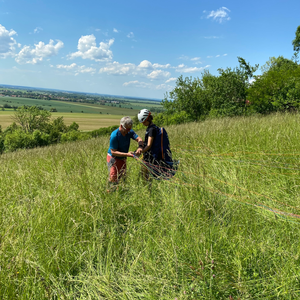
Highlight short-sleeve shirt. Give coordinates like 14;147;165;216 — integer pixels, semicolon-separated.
108;128;138;159
143;124;158;161
144;124;158;147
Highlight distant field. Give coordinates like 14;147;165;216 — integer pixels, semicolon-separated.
0;96;163;114
0;111;125;131
0;95;157;130
0;94;164;131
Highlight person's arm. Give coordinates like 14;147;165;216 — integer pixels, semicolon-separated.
135;136;144;155
141;136;154;153
111;149;133;158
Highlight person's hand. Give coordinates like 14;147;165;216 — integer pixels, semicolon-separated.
135;148;143;156
128;151;135;157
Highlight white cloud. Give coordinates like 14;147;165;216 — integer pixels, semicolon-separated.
56;63;77;70
113;28;119;33
123;80;173;92
179;55;189;60
100;60;171;77
123;80;151;88
56;63;96;75
69;35;114;61
137;60;171;70
207;54;227;58
147;70;171;80
205;7;231;23
153;63;171;69
15;39;64;64
179;56;203;63
165;77;177;83
75;65;96;75
99;61;136;75
34;27;43;34
0;24;18;57
155;84;173;91
127;32;134;38
138;60;153;69
175;64;210;73
100;59;208;79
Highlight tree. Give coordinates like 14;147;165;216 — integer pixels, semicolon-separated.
12;106;51;133
261;56;298;73
248;62;300;113
201;58;257;117
237;57;259;80
162;57;258;120
162;75;209;120
292;25;300;62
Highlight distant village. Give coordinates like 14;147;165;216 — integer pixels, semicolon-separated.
0;89;120;105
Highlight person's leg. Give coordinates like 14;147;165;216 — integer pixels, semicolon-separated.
116;159;127;187
107;155;126;191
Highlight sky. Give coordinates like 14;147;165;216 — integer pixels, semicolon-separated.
0;0;299;100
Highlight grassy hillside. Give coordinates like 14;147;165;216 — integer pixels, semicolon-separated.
1;113;300;299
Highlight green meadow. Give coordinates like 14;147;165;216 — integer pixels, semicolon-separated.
1;113;300;299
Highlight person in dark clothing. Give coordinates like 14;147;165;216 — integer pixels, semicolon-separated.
138;109;171;180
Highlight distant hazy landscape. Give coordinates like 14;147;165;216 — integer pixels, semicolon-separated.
0;84;163;130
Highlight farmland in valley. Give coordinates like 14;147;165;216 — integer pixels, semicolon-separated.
0;91;163;130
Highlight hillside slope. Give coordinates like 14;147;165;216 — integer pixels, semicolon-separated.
1;113;300;299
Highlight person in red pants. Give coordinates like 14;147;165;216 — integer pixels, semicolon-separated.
107;116;143;190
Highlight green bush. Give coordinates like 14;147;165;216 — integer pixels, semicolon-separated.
90;125;119;138
67;122;79;132
4;130;35;152
60;130;86;143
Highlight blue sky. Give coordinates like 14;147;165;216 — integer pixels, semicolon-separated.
0;0;299;99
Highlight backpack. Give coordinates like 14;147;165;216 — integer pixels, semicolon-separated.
150;127;172;162
148;126;179;179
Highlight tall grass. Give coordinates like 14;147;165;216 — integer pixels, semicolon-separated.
1;112;300;299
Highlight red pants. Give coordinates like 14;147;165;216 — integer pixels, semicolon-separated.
107;154;127;182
